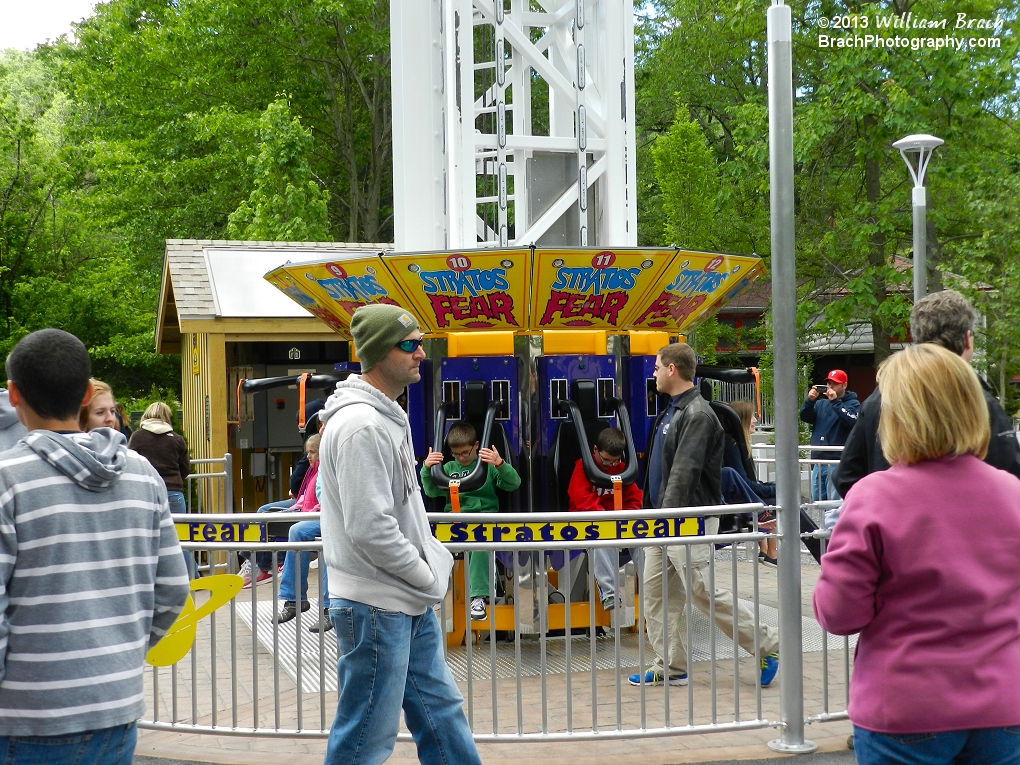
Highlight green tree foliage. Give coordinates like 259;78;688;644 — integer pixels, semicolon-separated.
652;108;719;251
226;99;331;242
0;0;392;399
58;0;391;264
943;158;1020;414
637;0;1020;368
0;52;69;327
0;51;177;393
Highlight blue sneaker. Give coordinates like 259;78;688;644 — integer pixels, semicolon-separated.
760;652;779;686
628;670;688;687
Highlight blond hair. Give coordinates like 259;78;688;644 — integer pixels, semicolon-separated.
304;433;321;454
730;400;755;453
878;343;989;465
79;379;113;431
142;401;173;425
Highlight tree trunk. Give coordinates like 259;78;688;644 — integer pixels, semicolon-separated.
1001;346;1008;408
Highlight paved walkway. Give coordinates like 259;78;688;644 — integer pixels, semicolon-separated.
135;549;853;765
135;746;857;765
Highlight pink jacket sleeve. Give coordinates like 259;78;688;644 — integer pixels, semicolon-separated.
812;491;882;636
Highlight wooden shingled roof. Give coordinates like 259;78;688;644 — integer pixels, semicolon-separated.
156;239;391;354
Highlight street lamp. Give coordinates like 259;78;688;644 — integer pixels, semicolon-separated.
892;134;944;303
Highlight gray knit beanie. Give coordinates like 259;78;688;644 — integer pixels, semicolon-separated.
351;304;421;372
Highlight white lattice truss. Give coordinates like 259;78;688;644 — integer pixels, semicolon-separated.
391;0;637;252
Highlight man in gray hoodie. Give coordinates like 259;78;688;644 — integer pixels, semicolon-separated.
0;329;190;765
318;305;481;765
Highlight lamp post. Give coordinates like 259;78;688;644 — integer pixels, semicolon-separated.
892;134;943;303
765;0;816;753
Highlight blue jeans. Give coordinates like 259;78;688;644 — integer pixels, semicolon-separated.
854;725;1020;765
239;499;297;572
325;600;481;765
167;490;195;578
0;723;136;765
279;520;329;608
166;490;187;513
810;464;840;502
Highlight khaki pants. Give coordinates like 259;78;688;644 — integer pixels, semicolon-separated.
641;516;778;674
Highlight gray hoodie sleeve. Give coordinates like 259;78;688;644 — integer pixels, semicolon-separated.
0;493;15;682
334;426;435;588
150;491;191;646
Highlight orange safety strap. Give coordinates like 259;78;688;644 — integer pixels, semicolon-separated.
611;475;623;511
750;367;762;421
297;373;310;430
235;379;246;424
449;479;461;513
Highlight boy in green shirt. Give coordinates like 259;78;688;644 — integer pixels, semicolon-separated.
421;422;521;620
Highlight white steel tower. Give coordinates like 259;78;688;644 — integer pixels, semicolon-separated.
390;0;637;252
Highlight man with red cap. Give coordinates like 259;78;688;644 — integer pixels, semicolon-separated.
800;368;859;502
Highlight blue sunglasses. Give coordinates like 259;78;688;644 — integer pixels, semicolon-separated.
395;338;425;353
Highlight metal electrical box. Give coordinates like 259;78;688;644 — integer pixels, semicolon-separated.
251;363;339;449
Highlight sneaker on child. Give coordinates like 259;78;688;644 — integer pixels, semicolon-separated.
309;608;333;633
242;562;282;589
275;600;311;624
469;597;488;621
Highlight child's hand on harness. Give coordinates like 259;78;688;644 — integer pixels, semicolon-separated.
478;445;505;467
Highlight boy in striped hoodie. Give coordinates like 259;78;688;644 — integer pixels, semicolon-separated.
0;329;190;765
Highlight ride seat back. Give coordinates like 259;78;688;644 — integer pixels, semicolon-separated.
549;380;611;512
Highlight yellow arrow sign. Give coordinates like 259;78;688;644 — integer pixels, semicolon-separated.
147;574;244;667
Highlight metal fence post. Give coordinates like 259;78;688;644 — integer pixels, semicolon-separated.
223;452;233;513
766;0;817;753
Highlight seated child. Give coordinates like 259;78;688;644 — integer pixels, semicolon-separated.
567;427;642;611
240;433;320;588
275;469;330;633
421;422;521;621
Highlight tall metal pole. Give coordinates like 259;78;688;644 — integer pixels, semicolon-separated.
912;185;927;302
766;0;817;754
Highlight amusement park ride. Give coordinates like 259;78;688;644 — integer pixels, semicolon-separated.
248;0;767;642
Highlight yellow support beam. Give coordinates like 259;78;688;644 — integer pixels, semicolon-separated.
543;330;608;355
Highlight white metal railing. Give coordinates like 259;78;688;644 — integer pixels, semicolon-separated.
751;443;852;723
185;453;233;514
144;489;852;744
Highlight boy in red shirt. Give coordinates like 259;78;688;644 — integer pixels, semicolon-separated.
567;427;643;611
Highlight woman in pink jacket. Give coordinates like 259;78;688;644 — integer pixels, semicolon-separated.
814;343;1020;765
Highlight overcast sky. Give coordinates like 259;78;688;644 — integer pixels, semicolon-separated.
2;0;99;51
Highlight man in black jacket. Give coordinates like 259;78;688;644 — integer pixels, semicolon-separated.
834;290;1020;499
631;342;780;689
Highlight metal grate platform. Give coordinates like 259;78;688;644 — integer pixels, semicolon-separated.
236;597;854;690
236;599;338;693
